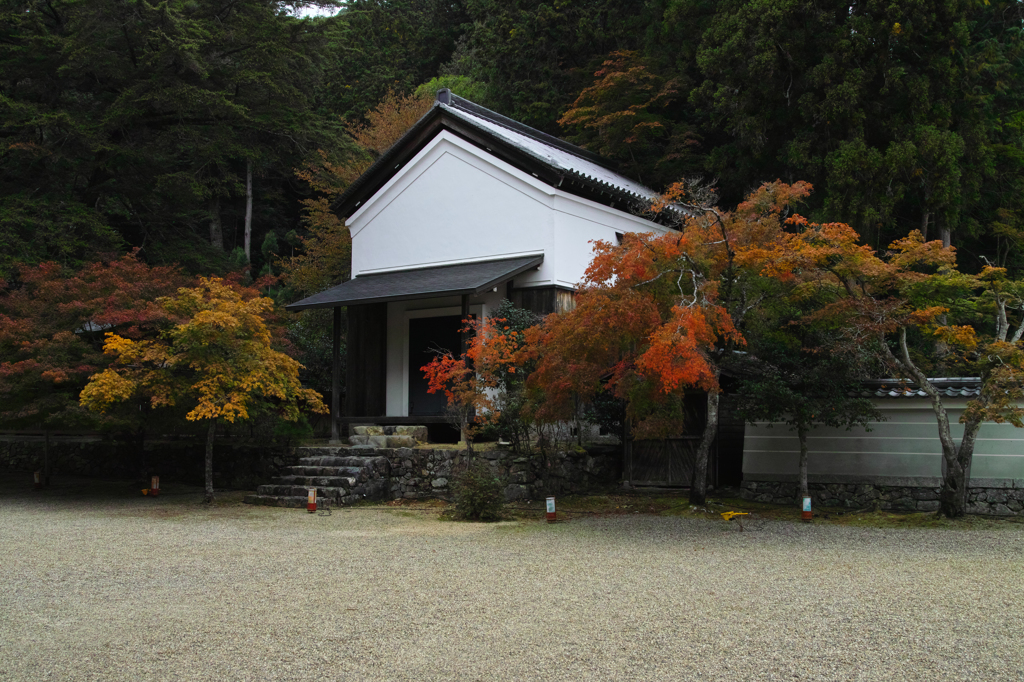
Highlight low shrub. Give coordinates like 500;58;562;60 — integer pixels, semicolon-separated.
451;458;505;521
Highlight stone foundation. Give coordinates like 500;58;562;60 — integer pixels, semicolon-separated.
384;445;621;501
741;480;1024;516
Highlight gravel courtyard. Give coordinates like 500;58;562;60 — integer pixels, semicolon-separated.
2;477;1023;682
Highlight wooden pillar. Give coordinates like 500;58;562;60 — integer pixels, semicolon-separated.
331;306;341;443
461;294;470;355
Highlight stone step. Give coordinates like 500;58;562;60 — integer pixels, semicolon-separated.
257;484;352;498
351;425;428;440
274;475;358;487
246;449;391;509
348;435;417;448
284;465;366;478
243;494;308;508
298;455;391;469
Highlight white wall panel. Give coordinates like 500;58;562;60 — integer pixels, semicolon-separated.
743;400;1024;484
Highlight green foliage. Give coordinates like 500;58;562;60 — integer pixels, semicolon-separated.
582;389;626;440
733;310;882;445
684;0;1024;256
461;0;652;131
451;458;505;521
484;300;539;453
320;0;471;121
0;194;123;280
287;308;340;400
415;76;491;105
0;0;354;272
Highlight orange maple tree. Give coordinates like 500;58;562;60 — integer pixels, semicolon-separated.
81;277;327;502
526;181;812;504
558;51;698;188
767;218;1024;517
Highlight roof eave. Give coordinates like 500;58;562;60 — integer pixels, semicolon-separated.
285;255;543;312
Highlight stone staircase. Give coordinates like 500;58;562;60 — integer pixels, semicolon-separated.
243;447;391;508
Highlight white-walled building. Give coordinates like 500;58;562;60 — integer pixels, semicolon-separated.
288;90;675;431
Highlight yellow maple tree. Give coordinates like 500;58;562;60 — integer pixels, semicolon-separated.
81;278;327;502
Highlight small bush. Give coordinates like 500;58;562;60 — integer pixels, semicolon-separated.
452;458;505;521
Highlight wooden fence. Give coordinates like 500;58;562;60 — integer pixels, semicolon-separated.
624;436;716;488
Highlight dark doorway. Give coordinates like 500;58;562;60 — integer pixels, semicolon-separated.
408;315;463;416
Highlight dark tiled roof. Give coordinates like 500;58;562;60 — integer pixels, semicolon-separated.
855;378;982;399
439;97;657;201
334;90;676;222
285;255;543;311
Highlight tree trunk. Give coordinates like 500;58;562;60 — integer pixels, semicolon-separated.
690;384;719;506
894;327;978;518
462;413;474;454
939;417;982;518
208;197;223;251
244;161;253;262
940;226;951;249
204;418;216;504
137;426;146;483
920;211;930;241
797;423;809;502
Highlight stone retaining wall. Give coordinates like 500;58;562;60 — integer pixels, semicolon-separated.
381;445;622;501
741;480;1024;516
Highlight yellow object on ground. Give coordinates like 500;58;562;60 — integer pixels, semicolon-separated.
720;511;748;521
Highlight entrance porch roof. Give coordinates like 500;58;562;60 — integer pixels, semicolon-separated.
285;255;544;311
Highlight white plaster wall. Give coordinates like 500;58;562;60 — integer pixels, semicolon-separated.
347;131;671;290
552;196;669;288
743;401;1024;484
349;133;554;286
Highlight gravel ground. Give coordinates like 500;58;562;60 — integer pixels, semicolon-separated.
1;476;1023;682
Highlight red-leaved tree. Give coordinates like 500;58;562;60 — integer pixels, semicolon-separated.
0;251;189;432
526;181;812;504
421;313;528;453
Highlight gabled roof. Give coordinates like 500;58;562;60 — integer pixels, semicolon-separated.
285;255;543;311
335;89;667;221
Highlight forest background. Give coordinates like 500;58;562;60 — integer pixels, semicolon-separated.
3;0;1024;440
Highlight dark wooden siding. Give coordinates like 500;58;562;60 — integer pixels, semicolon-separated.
511;287;575;316
625;437;707;487
345;303;387;417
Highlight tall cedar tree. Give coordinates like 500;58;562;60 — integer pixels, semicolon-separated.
684;0;1024;254
1;0;352;274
